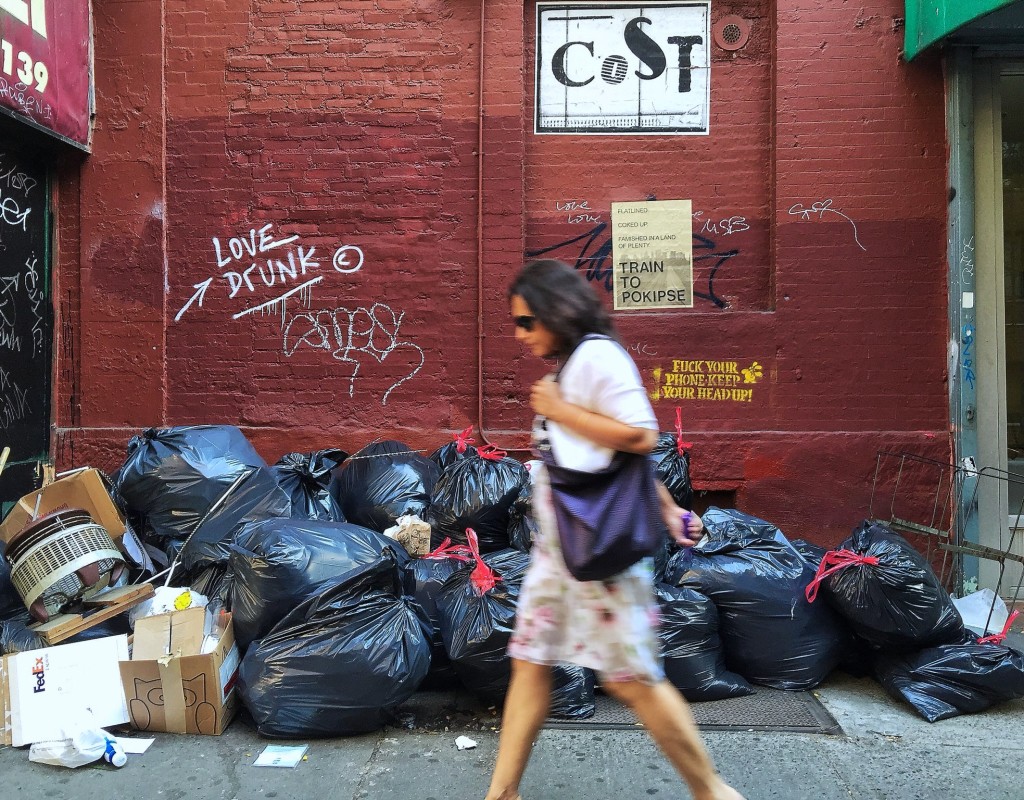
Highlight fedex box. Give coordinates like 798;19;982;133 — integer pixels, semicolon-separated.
0;635;130;746
119;607;240;736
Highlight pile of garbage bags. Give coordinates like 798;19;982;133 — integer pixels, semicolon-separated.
239;550;432;737
804;519;1024;721
4;422;1023;738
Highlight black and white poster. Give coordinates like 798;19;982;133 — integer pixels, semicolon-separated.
535;2;710;135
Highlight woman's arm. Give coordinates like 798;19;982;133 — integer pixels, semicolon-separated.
530;377;658;454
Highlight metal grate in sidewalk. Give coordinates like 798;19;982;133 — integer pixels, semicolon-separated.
546;687;843;735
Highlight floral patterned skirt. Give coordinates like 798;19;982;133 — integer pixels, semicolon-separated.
507;466;664;684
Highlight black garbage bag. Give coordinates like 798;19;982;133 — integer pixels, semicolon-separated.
176;467;291;572
330;440;440;533
0;543;24;621
655;583;753;701
230;517;410;650
238;550;431;738
651;531;677;585
791;539;828;566
805;521;964;651
506;483;538;553
665;507;847;690
272;450;347;522
183;562;233;608
0;617;41;654
116;425;267;539
429;426;479;473
790;539;878;675
647;422;692;579
437;536;529;701
873;630;1024;722
115;426;291;568
650;426;693;509
405;539;475;688
480;546;531;584
550;665;596;719
428;447;529;553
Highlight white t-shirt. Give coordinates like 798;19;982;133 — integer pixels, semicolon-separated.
533;337;657;473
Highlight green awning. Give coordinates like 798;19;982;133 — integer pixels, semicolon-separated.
905;0;1019;59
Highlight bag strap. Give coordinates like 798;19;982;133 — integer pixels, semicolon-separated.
422;537;473;561
553;333;613;383
538;334;611;443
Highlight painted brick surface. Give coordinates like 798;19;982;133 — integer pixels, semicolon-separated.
51;0;949;542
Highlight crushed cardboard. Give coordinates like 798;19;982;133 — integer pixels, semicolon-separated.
0;468;130;545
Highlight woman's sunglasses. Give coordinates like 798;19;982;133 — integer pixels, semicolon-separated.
513;315;536;332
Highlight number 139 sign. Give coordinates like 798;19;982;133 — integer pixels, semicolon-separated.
0;0;92;150
535;2;710;135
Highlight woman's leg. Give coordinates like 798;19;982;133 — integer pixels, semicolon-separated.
484;659;554;800
601;679;746;800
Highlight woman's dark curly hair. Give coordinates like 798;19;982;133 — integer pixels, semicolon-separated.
508;259;617;358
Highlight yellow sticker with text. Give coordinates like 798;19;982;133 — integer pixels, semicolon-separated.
651;360;764;402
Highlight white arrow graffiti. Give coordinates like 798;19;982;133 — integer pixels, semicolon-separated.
174;277;213;323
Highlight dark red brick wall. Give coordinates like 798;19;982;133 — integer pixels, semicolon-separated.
53;0;949;544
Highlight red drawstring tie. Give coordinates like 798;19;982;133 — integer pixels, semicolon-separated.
805;549;881;603
978;610;1021;645
466;528;498;594
423;537;473;562
674;407;694;457
478;444;507;461
454;425;475;454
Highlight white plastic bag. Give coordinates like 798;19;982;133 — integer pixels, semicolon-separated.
29;728;107;769
129;586;208;628
952;588;1009;636
29;727;127;769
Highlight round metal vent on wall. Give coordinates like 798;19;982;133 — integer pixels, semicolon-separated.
713;15;752;51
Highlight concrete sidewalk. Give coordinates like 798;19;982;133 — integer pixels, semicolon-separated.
1;672;1021;800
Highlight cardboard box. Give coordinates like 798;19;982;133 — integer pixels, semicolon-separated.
1;635;131;746
0;468;130;545
119;607;240;736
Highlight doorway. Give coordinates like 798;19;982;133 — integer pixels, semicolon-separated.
0;139;53;510
973;61;1024;592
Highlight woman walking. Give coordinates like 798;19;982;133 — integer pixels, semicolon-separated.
485;259;745;800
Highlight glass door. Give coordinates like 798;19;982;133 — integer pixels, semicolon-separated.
1003;72;1024;518
973;62;1024;593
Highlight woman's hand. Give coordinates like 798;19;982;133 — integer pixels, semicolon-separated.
530;376;568;420
657;482;703;546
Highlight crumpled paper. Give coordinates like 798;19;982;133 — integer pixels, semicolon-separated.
383;514;432;557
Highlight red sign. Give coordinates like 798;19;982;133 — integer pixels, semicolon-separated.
0;1;91;150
